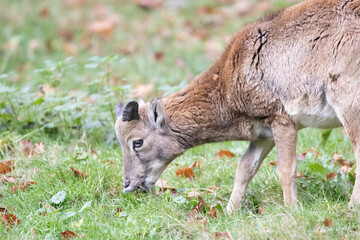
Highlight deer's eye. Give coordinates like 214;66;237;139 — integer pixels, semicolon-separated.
133;139;143;150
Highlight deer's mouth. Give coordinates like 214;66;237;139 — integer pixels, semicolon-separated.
123;179;152;193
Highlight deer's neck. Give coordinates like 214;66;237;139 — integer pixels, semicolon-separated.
163;61;257;149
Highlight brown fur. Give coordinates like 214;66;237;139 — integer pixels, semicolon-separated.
115;0;360;213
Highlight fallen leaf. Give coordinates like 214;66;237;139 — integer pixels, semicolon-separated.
28;39;39;51
332;152;343;162
2;213;21;226
258;206;264;215
269;161;277;166
216;150;235;158
87;14;120;38
39;7;49;17
58;29;74;41
296;172;306;178
71;168;88;178
154;52;164;61
63;42;78;56
214;231;231;239
30;227;36;239
20;140;33;156
0;161;14;174
60;230;78;239
175;167;194;179
0;206;8;213
207;186;221;193
196;196;207;212
44;203;57;211
133;0;162;8
340;165;353;174
0;175;16;183
189;160;201;170
188;190;201;198
297;152;307;161
19;140;45;157
324;218;333;227
326;172;337;180
155;179;170;188
197;160;201;170
10;181;37;192
308;147;320;158
208;204;219;218
155;179;177;195
36;84;55;97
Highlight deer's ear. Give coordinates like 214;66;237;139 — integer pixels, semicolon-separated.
122;101;140;121
116;102;124;119
148;97;166;132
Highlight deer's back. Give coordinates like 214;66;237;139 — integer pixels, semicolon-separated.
228;0;360;129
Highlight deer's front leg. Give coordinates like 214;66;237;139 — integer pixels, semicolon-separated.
226;139;274;214
271;120;298;205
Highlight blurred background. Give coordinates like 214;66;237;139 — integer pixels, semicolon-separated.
0;0;298;146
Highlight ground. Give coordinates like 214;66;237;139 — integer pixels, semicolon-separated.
0;0;359;239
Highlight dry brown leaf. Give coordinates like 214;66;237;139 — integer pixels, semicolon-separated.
87;15;120;38
208;204;219;218
0;206;8;213
188;159;201;170
133;0;162;8
188;190;201;198
20;140;33;156
154;52;164;61
332;152;343;162
63;42;78;56
326;172;337;180
308;147;320;158
297;152;307;161
258;206;264;215
214;231;231;239
71;168;88;178
175;167;194;179
10;181;37;193
29;40;39;51
207;186;221;193
60;230;78;239
36;84;55;97
39;7;49;17
155;179;170;188
2;213;21;226
0;161;14;174
155;179;177;195
340;165;353;174
216;150;235;158
30;226;36;239
324;218;333;227
296;172;306;178
20;140;45;157
58;29;74;41
269;161;277;166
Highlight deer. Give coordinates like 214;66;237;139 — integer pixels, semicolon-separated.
115;0;360;213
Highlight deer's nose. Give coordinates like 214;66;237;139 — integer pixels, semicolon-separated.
124;179;130;189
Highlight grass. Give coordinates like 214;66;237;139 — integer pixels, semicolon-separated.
1;0;359;239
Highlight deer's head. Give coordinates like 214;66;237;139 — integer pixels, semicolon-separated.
115;98;185;192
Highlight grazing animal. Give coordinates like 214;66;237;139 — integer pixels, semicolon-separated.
115;0;360;213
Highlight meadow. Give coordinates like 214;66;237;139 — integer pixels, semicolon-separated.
1;0;359;239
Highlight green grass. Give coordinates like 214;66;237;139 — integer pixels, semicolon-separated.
1;0;359;239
